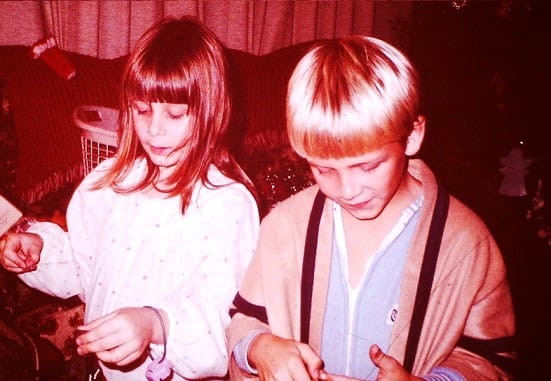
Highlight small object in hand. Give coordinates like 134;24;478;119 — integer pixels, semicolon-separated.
146;357;173;381
143;306;173;380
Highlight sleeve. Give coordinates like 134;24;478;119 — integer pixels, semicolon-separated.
422;366;465;381
17;177;103;301
18;221;82;299
152;185;260;379
437;230;516;380
19;161;116;302
226;208;292;380
233;330;266;374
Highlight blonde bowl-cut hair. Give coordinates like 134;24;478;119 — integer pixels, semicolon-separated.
93;16;256;212
287;36;421;160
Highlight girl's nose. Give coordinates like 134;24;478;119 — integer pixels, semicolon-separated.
147;113;165;136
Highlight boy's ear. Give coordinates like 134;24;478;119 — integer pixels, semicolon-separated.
405;115;426;156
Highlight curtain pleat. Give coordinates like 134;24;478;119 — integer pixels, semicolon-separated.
0;0;379;58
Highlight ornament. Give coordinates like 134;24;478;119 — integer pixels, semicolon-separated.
499;147;533;197
146;357;173;381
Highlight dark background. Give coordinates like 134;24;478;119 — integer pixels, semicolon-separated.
409;1;550;379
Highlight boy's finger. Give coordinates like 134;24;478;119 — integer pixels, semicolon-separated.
297;342;325;379
369;344;387;367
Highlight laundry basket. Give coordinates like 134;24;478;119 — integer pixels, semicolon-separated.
73;105;119;175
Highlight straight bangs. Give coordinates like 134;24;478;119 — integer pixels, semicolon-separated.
123;45;200;114
287;104;402;160
287;36;419;160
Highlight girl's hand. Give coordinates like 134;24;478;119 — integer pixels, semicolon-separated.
76;307;164;367
368;344;424;381
0;232;42;273
248;333;326;381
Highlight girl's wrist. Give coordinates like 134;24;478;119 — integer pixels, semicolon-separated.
143;306;168;346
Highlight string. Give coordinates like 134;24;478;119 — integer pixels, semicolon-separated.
144;306;167;362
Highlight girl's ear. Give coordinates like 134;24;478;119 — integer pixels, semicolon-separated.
405;115;426;156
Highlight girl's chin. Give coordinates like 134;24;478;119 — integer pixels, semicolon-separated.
149;156;178;173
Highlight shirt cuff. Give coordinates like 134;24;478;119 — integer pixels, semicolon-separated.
232;330;268;375
422;366;465;381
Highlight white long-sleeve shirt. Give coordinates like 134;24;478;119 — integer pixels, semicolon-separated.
21;158;259;380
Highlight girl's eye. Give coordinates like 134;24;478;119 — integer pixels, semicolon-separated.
132;102;150;115
136;108;150;115
167;105;188;120
167;113;184;120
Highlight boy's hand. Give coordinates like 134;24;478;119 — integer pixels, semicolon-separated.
76;307;161;367
249;333;326;380
323;345;423;381
0;232;42;273
368;344;423;381
324;374;360;381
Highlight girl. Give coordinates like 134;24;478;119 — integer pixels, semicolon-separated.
0;17;259;380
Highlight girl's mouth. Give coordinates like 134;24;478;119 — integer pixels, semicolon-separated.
149;145;172;156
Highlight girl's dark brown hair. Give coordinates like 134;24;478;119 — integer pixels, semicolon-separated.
94;16;256;212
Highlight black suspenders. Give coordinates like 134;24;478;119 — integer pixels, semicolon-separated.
403;184;449;372
300;185;450;373
300;190;327;343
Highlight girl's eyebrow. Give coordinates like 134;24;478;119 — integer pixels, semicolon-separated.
129;98;151;103
130;100;149;106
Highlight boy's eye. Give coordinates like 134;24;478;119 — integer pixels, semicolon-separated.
360;162;380;172
316;166;335;175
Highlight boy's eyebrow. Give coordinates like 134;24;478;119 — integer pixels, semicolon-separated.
309;153;384;169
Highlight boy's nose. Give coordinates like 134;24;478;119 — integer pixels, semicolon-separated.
339;174;361;201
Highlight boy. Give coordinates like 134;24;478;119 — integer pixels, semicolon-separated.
227;36;515;380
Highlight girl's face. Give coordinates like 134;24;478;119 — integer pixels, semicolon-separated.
131;101;191;181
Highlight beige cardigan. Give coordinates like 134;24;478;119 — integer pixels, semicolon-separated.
227;159;515;380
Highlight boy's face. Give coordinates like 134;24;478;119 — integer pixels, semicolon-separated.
307;141;411;221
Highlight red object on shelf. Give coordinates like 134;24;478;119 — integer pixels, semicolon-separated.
30;36;76;80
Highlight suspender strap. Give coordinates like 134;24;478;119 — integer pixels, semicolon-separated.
403;183;449;373
300;190;326;343
300;184;449;368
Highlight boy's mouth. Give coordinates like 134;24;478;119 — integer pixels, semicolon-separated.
344;199;373;210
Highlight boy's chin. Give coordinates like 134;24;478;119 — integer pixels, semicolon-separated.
342;206;383;221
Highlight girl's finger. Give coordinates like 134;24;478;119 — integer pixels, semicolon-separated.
78;310;118;332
